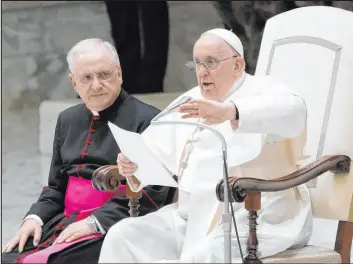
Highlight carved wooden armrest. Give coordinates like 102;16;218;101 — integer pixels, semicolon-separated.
92;165;142;217
215;154;351;264
216;155;351;203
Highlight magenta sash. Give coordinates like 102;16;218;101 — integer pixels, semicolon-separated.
64;176;125;216
21;176;126;263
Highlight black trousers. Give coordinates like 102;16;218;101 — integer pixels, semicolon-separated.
104;1;169;94
2;187;177;263
1;213;103;264
1;239;103;264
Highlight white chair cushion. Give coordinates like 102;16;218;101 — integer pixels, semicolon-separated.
263;245;341;263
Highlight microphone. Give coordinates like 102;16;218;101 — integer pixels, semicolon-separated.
152;96;193;121
150;107;244;263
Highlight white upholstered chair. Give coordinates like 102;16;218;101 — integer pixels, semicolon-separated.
224;6;353;264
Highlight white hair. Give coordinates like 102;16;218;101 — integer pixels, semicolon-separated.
66;38;120;73
198;31;246;72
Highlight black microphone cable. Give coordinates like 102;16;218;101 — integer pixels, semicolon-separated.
222;154;244;263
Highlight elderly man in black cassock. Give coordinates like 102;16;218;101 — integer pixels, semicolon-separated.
2;38;174;263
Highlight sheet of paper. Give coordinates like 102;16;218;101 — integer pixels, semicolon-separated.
108;122;178;188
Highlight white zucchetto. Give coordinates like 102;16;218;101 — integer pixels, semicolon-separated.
201;28;244;57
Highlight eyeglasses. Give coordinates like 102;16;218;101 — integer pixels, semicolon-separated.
185;56;237;71
75;67;116;85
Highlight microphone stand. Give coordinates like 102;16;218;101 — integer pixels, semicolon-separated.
150;119;232;264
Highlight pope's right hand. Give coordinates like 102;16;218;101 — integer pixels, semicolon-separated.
2;219;42;253
117;153;137;177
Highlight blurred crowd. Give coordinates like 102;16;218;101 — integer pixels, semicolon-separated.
101;1;353;94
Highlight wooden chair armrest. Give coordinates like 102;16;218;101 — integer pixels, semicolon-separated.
216;154;351;203
92;165;142;217
92;165;125;191
216;154;351;264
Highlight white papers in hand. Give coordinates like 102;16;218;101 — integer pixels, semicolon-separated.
107;122;178;188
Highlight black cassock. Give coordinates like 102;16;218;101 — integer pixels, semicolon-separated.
2;89;175;263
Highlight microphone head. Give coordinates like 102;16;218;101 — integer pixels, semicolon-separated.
169;96;192;108
182;96;193;103
152;95;194;122
167;96;193;112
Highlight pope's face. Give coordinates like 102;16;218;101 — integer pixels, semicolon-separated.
193;34;244;101
69;48;122;112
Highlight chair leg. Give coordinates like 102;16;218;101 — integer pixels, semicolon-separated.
128;197;141;217
334;220;353;263
244;192;263;264
126;184;142;217
244;210;263;264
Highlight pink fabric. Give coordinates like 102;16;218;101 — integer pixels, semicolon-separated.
64;176;126;216
21;176;126;263
75;207;98;222
20;234;102;263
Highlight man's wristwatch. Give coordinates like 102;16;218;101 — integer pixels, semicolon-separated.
85;216;99;233
235;105;239;120
230;101;239;120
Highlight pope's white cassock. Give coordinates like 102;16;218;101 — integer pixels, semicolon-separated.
99;49;313;264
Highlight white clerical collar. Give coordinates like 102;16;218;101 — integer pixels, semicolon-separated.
221;72;247;102
91;110;99;116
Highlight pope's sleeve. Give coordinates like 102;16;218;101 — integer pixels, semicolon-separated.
233;78;306;138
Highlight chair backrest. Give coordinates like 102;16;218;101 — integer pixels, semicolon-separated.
255;6;353;222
